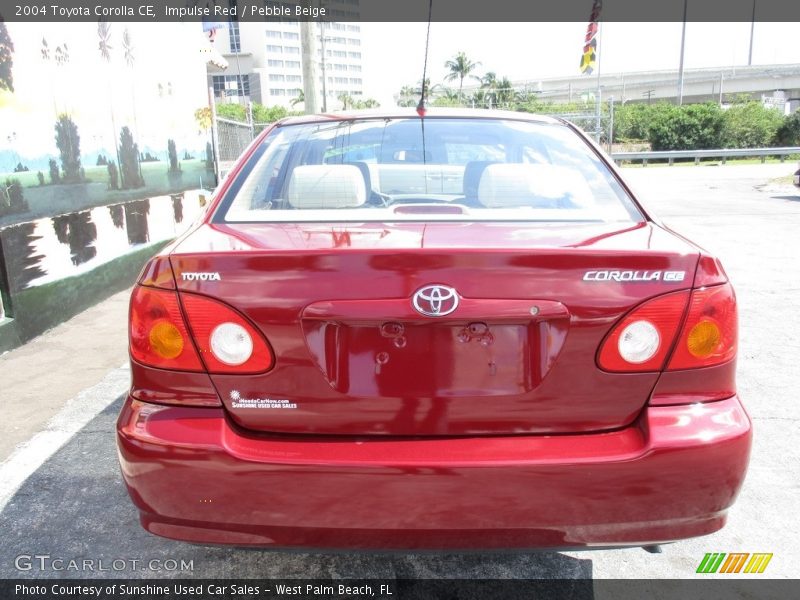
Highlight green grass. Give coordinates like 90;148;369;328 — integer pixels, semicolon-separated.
1;159;212;189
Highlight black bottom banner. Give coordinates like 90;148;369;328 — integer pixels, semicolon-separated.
1;579;798;600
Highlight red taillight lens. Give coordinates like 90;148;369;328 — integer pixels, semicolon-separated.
180;293;274;374
598;291;690;372
129;286;204;371
138;256;176;289
668;283;737;370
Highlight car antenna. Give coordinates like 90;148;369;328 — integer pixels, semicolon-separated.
416;0;433;118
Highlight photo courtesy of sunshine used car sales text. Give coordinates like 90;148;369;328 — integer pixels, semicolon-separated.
14;583;393;597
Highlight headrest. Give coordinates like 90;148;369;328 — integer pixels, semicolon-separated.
463;161;497;201
477;163;593;208
287;165;367;209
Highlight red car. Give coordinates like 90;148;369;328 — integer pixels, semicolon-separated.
117;109;751;550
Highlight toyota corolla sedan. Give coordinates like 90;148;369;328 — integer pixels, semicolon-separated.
117;109;751;550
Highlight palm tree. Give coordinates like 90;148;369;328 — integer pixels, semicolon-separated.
444;52;481;102
290;90;304;108
496;77;516;107
396;85;416;107
480;72;498;89
98;22;112;61
337;92;354;110
477;71;499;108
40;37;58;116
98;22;123;187
122;27;140;179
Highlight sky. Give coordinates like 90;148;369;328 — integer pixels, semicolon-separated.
359;22;800;105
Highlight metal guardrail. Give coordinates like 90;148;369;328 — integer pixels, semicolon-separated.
611;147;800;166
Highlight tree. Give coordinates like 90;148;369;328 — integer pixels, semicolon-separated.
775;110;800;146
215;102;247;121
0;22;14;92
205;142;214;170
721;100;784;148
396;85;417;107
119;126;144;189
252;103;289;124
54;115;83;182
98;22;123;186
613;103;654;142
167;139;180;173
107;161;119;190
648;103;724;151
444;52;480;101
480;72;498;89
337;92;354;110
2;179;27;216
48;158;60;184
496;77;515;106
290;89;304;108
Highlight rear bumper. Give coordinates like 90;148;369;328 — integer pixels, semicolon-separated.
117;395;751;550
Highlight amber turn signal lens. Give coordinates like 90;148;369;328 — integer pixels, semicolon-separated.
149;321;184;359
687;320;721;358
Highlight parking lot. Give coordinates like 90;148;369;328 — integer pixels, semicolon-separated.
0;163;798;583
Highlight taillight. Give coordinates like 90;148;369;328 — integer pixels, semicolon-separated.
668;283;737;370
129;286;203;371
597;291;690;372
138;256;176;289
180;293;274;374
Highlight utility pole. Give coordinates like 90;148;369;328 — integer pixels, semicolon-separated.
643;89;655;104
608;96;615;154
677;0;688;105
320;26;328;111
748;0;756;66
300;21;319;114
319;1;328;111
594;22;603;143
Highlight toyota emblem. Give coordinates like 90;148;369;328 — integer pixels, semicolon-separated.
412;285;459;317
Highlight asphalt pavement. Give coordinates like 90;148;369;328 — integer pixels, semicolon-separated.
0;163;798;585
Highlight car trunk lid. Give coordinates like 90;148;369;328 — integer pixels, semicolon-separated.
171;220;699;436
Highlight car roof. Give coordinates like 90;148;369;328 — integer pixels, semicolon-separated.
276;107;564;127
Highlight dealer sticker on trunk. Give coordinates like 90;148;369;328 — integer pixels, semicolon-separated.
229;390;297;409
583;270;686;282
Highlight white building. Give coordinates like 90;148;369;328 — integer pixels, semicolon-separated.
207;1;364;110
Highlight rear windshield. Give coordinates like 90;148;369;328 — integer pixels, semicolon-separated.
217;117;642;223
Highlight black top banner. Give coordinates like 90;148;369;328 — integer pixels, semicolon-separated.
1;0;800;23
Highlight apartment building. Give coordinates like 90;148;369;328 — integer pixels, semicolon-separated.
207;1;364;109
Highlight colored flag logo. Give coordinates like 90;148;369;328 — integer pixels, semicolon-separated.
696;553;773;574
580;0;602;75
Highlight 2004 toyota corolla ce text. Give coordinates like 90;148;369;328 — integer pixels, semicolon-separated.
117;109;751;550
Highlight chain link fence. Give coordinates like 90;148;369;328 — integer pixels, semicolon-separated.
212;117;273;178
210;104;615;178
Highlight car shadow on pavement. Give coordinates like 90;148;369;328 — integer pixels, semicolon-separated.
0;397;593;581
771;195;800;202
